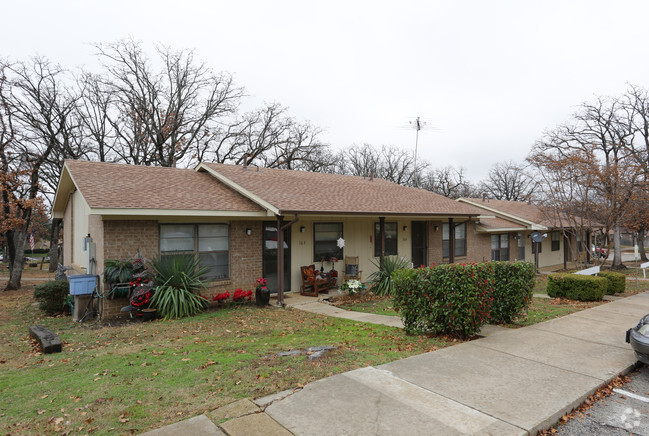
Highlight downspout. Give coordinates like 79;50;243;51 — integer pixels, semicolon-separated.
276;214;299;307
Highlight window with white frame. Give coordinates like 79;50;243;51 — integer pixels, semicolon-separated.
442;222;466;258
160;224;229;279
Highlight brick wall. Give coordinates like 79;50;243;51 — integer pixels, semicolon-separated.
427;220;492;265
204;221;263;298
99;219;264;317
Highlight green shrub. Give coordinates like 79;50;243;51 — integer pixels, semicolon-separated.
547;274;606;301
490;261;536;324
103;259;135;285
368;256;412;296
598;271;625;295
150;255;208;319
33;280;70;315
392;263;495;338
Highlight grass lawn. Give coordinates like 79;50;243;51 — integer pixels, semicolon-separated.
0;285;454;435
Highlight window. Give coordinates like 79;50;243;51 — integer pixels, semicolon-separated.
551;231;560;251
374;222;398;257
160;224;229;279
491;234;509;261
517;232;525;260
442;222;466;258
314;222;343;261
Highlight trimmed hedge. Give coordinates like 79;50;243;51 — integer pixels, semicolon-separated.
393;263;496;338
490;261;536;324
33;280;70;315
547;274;606;301
598;271;625;295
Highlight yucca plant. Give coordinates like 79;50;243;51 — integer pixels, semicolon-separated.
368;256;412;296
149;255;209;319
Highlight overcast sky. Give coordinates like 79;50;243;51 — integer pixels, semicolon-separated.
5;1;649;180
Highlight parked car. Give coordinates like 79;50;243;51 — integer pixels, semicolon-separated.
627;315;649;365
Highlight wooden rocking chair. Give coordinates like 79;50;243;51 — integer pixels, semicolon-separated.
342;256;362;284
300;265;330;297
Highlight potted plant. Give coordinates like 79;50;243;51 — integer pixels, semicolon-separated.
255;278;270;306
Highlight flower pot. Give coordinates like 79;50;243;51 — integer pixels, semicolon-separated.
256;286;271;306
141;308;157;321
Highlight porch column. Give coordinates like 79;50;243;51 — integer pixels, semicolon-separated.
276;215;285;306
379;217;386;267
449;217;455;264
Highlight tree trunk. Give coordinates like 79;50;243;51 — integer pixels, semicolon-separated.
639;229;648;262
5;229;27;291
611;222;625;269
48;218;62;272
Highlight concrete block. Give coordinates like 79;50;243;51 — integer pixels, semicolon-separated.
28;325;62;354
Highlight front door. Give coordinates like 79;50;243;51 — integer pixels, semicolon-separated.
263;222;291;294
411;221;428;267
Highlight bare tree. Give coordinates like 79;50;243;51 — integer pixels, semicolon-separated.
420;166;479;199
480;161;537;201
93;39;243;167
0;58;83;288
531;95;642;269
336;143;425;185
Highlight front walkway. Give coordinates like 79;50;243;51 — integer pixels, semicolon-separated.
143;291;644;435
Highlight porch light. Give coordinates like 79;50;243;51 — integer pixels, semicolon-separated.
434;226;439;231
300;226;305;233
246;228;252;236
403;225;408;231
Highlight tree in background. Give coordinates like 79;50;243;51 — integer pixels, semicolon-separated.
480;161;537;201
0;58;80;289
419;166;480;199
530;93;644;269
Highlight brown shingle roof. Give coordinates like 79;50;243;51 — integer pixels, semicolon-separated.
461;198;559;228
65;160;263;212
478;216;526;231
201;163;483;216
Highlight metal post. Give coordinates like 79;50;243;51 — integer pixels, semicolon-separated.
449;218;455;264
276;216;284;306
379;217;386;267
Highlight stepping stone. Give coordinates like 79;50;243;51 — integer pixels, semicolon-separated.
220;412;292;436
139;415;223;435
29;325;62;354
207;399;260;422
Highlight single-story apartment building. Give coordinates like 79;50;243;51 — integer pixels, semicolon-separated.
52;160;578;317
457;197;596;268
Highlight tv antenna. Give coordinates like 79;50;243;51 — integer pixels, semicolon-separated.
410;117;425;187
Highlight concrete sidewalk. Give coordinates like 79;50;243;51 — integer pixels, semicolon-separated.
265;293;643;435
144;292;644;435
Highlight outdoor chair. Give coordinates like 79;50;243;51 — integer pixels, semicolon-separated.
300;264;330;297
342;256;362;284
